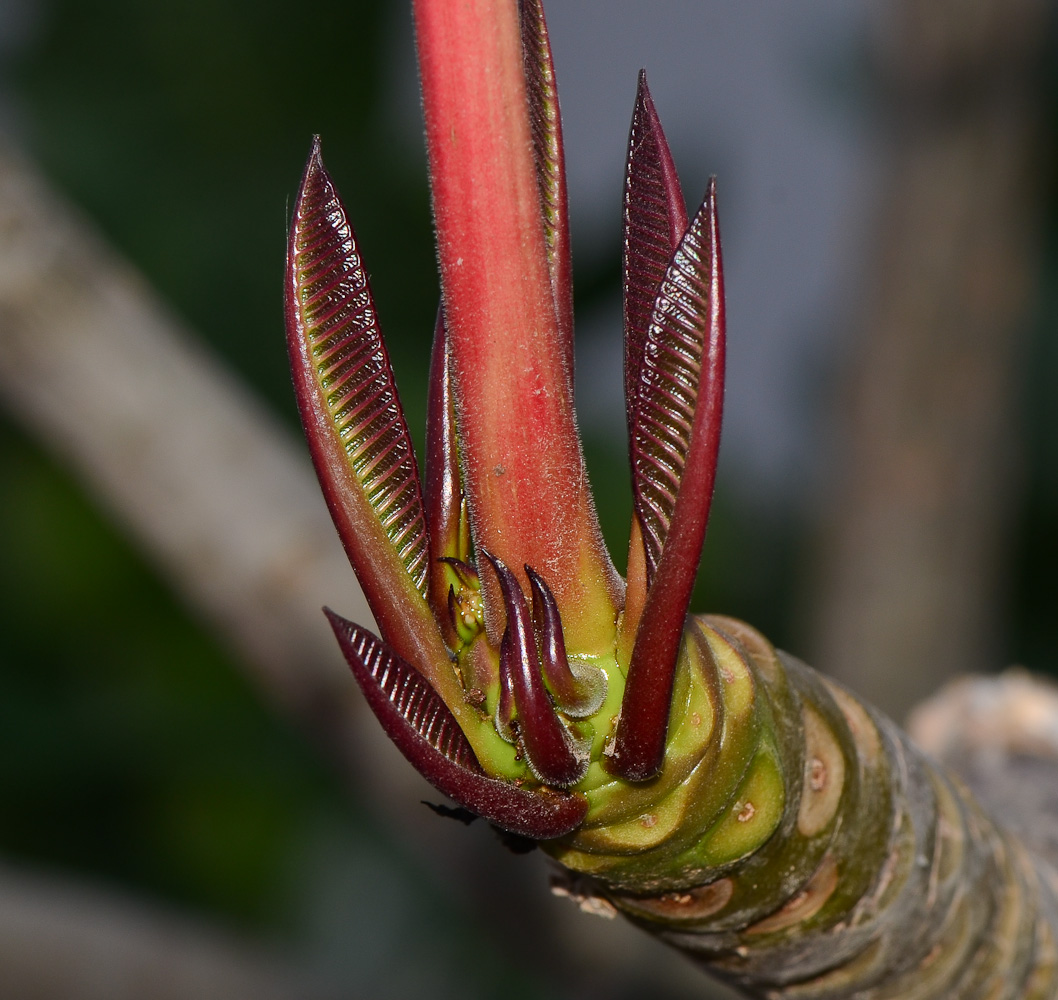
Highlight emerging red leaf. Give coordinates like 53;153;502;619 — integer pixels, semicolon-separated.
620;72;690;654
285;139;455;701
623;71;689;457
611;181;725;782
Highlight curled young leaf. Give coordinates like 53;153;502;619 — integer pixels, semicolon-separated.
327;609;589;839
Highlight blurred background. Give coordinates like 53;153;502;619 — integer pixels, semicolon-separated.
0;1;1055;998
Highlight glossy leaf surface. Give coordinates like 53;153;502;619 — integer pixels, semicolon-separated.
487;553;589;788
623;71;688;478
629;181;724;581
619;72;689;651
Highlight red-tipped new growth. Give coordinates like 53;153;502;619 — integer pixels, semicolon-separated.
288;0;726;837
619;70;691;663
623;71;689;472
610;182;726;782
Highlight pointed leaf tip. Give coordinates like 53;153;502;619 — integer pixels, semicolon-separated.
613;181;726;782
286;140;446;681
288;142;429;594
325;607;478;771
526;566;606;718
623;70;689;465
631;182;724;582
327;609;587;838
620;71;689;650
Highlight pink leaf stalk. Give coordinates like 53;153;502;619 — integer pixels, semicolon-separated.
414;0;621;655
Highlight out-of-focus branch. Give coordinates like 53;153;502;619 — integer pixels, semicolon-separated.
0;860;337;1000
0;141;390;778
908;669;1058;873
809;0;1049;717
0;139;522;954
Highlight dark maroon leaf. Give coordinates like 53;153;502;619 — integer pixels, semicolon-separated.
612;181;725;782
326;609;588;838
485;553;589;788
526;566;605;717
623;69;688;501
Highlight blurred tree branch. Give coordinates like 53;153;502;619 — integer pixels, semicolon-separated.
0;141;387;778
808;0;1050;717
0;859;337;1000
908;668;1058;873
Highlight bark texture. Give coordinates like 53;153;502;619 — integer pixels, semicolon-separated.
554;618;1058;998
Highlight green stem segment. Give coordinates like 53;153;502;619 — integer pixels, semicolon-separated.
550;617;1058;999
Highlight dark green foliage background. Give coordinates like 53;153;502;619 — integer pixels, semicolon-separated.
0;0;1054;997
